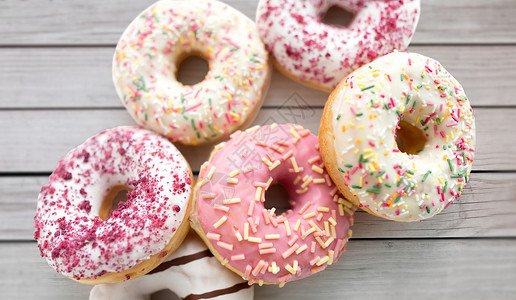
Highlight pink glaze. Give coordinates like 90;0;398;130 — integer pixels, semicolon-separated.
256;0;420;90
34;126;192;280
195;124;354;285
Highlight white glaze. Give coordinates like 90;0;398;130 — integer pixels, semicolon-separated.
256;0;420;90
114;0;270;145
90;232;253;300
34;126;192;279
328;52;475;221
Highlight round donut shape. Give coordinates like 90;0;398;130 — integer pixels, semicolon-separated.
113;0;271;145
319;52;476;222
191;124;354;286
256;0;420;92
90;231;254;300
34;126;193;284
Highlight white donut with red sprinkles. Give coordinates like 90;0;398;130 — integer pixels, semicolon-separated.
34;126;193;284
256;0;420;91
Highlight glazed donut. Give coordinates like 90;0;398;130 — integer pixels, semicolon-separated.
191;124;355;286
113;0;271;145
90;231;253;300
34;126;193;284
319;51;476;222
256;0;420;92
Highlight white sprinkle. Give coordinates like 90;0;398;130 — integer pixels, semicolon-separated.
206;233;221;240
226;178;238;184
229;169;241;177
213;216;227;228
223;198;241;205
207;166;216;180
312;165;324;174
248;236;262;243
231;254;245;261
295;244;308;254
201;193;216;199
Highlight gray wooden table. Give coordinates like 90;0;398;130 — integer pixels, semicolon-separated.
1;0;516;299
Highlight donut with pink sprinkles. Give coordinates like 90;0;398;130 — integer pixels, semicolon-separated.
34;126;193;284
256;0;420;91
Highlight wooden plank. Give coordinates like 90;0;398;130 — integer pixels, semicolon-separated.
0;0;515;45
0;47;327;109
0;107;512;172
1;45;514;109
0;176;48;240
2;172;515;241
257;239;516;300
1;239;515;299
412;0;516;44
0;48;121;108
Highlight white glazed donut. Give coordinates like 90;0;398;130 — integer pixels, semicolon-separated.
256;0;420;91
113;0;271;145
34;126;193;284
90;232;253;300
319;52;476;221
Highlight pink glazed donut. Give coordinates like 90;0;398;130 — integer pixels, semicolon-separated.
34;126;193;284
256;0;420;91
191;124;355;286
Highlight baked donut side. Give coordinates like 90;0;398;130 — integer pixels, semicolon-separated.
320;52;475;222
114;0;271;145
34;126;193;284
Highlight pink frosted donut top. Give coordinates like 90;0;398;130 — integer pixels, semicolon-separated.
256;0;420;90
195;124;354;285
34;126;192;280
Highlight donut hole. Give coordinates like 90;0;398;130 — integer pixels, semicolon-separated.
321;6;355;28
150;289;180;300
99;185;131;220
176;53;210;86
395;120;427;155
264;183;292;214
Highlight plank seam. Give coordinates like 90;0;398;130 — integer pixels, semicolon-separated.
1;43;516;48
1;105;515;111
3;236;516;243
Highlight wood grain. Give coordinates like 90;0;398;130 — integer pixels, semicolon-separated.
0;0;515;45
1;45;514;109
1;0;515;299
3;172;515;241
0;107;512;172
2;239;515;299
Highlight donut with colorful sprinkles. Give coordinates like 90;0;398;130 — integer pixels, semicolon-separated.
113;0;271;145
319;51;476;222
34;126;193;284
256;0;420;92
191;124;355;286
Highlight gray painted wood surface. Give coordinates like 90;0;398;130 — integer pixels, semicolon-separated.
0;0;515;299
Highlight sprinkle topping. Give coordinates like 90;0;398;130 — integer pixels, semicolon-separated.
195;124;354;284
34;126;192;279
328;52;475;221
114;0;269;145
256;0;420;90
